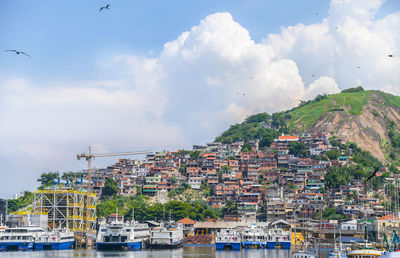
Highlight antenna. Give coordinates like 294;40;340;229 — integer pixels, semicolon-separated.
116;208;118;222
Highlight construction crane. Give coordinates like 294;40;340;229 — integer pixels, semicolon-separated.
77;147;152;230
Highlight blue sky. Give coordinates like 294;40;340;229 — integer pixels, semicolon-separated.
0;0;399;198
0;0;332;79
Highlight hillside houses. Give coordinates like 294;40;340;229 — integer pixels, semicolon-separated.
84;132;393;222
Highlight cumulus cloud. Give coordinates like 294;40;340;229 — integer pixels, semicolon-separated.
1;0;399;196
267;0;400;93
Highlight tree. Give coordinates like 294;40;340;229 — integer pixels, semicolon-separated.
288;142;307;157
37;172;59;189
102;178;119;199
241;143;252;152
288;183;297;190
189;151;201;160
7;191;35;213
326;150;340;160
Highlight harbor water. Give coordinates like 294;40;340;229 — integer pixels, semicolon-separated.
0;247;332;257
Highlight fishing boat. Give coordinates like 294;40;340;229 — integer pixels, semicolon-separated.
292;240;317;258
96;210;150;251
215;228;241;250
149;221;183;248
328;225;346;258
347;248;382;257
267;227;291;249
34;228;75;250
0;225;45;251
380;230;400;258
241;224;266;249
292;250;317;258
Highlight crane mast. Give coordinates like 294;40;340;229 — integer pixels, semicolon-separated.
77;147;152;230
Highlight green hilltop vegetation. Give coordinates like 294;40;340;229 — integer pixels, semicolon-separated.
215;87;400;164
216;86;400;142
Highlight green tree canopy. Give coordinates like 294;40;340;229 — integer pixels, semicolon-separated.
102;177;119;199
288;142;307;157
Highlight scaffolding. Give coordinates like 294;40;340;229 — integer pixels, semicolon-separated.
35;188;96;233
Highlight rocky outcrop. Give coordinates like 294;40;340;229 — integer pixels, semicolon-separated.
309;92;400;163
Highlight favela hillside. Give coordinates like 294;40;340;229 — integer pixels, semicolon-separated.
3;88;400;253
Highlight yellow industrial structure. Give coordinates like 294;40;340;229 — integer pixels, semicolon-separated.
35;188;96;233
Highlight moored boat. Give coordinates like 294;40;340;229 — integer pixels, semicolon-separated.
347;248;382;257
149;221;183;248
267;227;291;249
215;228;241;250
96;210;150;251
34;228;74;250
0;225;45;251
241;224;266;249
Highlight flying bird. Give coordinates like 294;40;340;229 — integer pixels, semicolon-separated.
315;12;319;15
5;50;30;57
311;74;315;77
364;167;380;182
100;4;110;12
357;66;360;68
388;54;393;57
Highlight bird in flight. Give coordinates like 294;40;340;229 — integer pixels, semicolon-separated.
311;74;315;77
5;50;30;57
357;66;360;69
100;4;110;12
388;54;393;57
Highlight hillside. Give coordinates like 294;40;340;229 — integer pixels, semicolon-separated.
215;87;400;163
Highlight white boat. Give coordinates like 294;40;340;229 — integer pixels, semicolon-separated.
292;250;317;258
149;221;183;248
292;240;317;258
267;227;291;249
96;210;150;251
380;230;400;257
380;251;400;258
347;248;382;257
0;225;45;251
241;224;266;249
215;228;241;250
35;228;75;250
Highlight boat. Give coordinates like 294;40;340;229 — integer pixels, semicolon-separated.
328;247;347;258
215;228;241;250
328;225;346;258
380;230;400;258
241;224;266;249
96;210;150;251
347;248;382;257
292;240;317;258
34;228;75;250
0;225;45;251
149;221;183;248
267;227;291;249
292;250;317;258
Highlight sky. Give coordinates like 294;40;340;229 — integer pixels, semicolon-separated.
0;0;399;198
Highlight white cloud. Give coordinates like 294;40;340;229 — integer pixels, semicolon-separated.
267;0;400;94
1;1;399;196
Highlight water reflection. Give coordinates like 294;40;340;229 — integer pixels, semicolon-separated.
0;247;330;257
